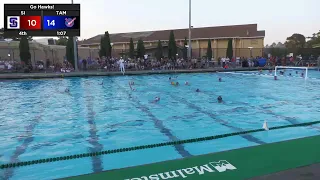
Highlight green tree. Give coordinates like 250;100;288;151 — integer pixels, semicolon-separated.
0;27;4;39
226;38;233;59
285;33;306;55
156;40;163;60
129;38;135;59
136;39;145;58
270;48;288;57
306;30;320;48
105;31;112;58
99;36;106;58
183;37;188;60
19;36;31;66
99;31;112;58
168;30;177;60
206;39;212;59
56;37;68;46
66;36;76;68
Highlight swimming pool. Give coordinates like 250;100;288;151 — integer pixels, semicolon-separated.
1;69;320;180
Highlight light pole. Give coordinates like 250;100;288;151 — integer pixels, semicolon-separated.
4;38;13;61
188;0;192;60
71;0;78;71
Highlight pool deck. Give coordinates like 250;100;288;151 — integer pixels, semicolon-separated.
0;67;269;80
66;135;320;180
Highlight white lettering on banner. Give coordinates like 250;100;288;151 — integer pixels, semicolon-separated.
125;160;237;180
209;160;237;172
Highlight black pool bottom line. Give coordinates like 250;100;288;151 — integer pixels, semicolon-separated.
3;112;43;180
110;79;192;158
169;95;266;145
85;95;104;173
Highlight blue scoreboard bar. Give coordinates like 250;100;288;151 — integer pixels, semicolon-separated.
43;16;80;30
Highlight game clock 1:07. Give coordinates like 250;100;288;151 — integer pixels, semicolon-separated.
43;16;80;30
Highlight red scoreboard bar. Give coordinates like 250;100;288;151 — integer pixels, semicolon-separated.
20;16;41;30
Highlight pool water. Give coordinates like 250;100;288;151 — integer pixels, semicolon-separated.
1;69;320;180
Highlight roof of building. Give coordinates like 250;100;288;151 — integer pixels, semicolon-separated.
80;24;265;45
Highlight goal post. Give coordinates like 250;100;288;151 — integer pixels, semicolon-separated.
274;66;308;80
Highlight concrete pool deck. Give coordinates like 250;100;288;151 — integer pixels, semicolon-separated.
66;135;320;180
0;67;269;80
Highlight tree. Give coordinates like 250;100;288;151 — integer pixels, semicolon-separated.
66;36;76;68
226;38;233;59
19;36;31;66
56;37;68;46
99;31;112;58
306;30;320;48
129;38;135;59
183;37;188;60
270;47;288;57
0;27;4;40
105;31;112;58
99;36;106;58
168;30;177;60
285;33;306;55
136;39;145;58
156;40;163;60
206;39;212;59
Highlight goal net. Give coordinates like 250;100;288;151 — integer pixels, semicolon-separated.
274;66;308;79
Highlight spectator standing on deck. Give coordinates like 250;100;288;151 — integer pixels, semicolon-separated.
119;57;125;74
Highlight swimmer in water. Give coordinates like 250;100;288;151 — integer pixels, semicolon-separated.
154;97;160;103
169;77;172;80
65;88;70;93
129;82;135;91
176;82;179;86
217;96;223;103
219;78;222;82
301;73;304;77
296;71;298;74
196;88;200;92
185;81;189;85
289;73;292;76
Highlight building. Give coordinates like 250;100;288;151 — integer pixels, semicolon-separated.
79;24;265;58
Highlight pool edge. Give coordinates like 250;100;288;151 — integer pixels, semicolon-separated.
0;67;271;80
64;134;320;180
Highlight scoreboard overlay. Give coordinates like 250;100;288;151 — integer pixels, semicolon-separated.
4;4;80;37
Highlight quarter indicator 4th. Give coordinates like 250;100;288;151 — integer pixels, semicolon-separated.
4;4;80;37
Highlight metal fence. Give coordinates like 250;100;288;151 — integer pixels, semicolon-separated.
0;47;100;67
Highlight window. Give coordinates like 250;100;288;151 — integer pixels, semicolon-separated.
251;40;258;44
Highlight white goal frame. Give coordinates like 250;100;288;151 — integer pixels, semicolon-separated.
274;66;308;80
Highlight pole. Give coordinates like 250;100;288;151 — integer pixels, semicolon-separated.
188;0;192;60
71;0;78;71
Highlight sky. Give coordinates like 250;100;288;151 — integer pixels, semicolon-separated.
1;0;320;45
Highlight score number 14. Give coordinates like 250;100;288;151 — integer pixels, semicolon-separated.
47;20;55;27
